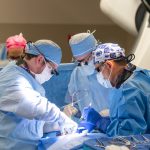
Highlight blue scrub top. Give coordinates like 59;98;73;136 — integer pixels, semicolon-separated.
107;67;150;136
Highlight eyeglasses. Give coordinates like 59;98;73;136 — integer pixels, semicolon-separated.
46;61;59;75
95;62;105;72
74;53;92;66
27;41;59;75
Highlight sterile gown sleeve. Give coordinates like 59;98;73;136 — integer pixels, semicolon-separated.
107;85;148;136
0;66;76;129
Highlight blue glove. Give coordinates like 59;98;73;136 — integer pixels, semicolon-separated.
78;107;111;133
77;121;96;133
82;107;102;124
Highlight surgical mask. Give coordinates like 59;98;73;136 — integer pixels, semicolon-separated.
35;64;53;84
96;67;113;88
80;59;95;76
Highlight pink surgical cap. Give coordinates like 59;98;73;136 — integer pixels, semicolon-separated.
6;33;27;50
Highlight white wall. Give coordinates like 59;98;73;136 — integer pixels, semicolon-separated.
132;13;150;69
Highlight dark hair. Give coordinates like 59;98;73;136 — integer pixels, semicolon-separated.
113;58;127;65
113;54;135;65
24;53;37;60
24;53;45;66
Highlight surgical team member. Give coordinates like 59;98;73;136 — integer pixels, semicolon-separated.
6;33;27;61
64;31;111;118
0;33;26;66
80;43;150;136
0;40;77;150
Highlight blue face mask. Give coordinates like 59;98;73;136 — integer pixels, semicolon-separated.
96;67;113;88
80;59;95;76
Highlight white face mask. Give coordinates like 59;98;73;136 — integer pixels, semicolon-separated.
35;64;53;84
80;59;95;76
96;67;113;88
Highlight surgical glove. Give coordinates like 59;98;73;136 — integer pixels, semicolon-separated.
77;107;100;133
63;104;78;118
77;121;96;133
79;107;110;133
59;112;78;135
82;107;102;124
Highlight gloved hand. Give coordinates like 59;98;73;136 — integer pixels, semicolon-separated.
59;112;78;135
78;107;110;133
77;121;96;133
77;106;101;133
63;104;78;118
82;106;102;124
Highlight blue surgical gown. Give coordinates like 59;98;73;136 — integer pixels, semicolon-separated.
67;66;112;112
0;62;72;150
107;67;150;136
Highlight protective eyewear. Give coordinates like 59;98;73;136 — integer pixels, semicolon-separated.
46;61;59;75
27;41;59;75
74;53;92;66
95;62;105;72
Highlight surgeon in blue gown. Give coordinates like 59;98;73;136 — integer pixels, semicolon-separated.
0;40;77;150
64;31;111;118
80;43;150;136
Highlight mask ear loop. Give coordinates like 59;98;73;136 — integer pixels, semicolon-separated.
108;64;113;81
103;62;113;87
99;63;105;77
103;62;113;81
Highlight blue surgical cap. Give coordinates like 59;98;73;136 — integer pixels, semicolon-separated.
69;32;97;57
25;40;62;65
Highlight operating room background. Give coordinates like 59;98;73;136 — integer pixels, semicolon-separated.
0;0;135;63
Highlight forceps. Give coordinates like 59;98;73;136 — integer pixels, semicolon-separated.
60;99;81;109
114;136;136;148
141;135;150;143
94;138;105;149
131;135;142;144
